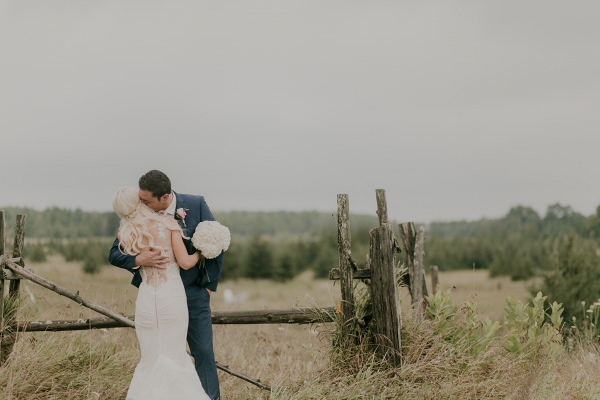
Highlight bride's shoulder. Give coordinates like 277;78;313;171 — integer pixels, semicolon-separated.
144;217;170;231
160;217;180;230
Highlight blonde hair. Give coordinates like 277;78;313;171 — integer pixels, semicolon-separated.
112;187;181;256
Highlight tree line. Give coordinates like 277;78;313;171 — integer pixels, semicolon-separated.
425;204;600;279
425;203;600;329
7;202;600;333
1;207;378;239
3;207;377;279
6;202;600;283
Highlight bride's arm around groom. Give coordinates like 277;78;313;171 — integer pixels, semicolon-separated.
108;190;224;292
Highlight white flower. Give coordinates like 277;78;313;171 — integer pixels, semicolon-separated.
191;221;231;259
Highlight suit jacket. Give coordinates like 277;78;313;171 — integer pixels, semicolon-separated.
108;191;223;292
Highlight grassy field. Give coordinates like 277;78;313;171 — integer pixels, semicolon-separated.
0;256;567;399
3;255;339;399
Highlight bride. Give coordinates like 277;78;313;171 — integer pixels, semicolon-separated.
113;187;210;400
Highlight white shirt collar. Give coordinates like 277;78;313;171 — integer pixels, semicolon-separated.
164;192;177;215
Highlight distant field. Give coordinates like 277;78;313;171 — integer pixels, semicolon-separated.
428;268;531;320
2;256;531;398
22;256;530;318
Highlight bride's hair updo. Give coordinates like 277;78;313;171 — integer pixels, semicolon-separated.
113;187;181;256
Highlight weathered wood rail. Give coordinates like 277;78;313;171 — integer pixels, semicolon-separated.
11;307;336;333
0;191;437;390
4;258;134;327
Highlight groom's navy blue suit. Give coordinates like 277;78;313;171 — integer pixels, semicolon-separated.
108;192;222;399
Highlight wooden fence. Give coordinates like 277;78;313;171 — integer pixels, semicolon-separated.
0;190;435;391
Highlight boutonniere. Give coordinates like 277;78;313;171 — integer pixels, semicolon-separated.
175;208;189;227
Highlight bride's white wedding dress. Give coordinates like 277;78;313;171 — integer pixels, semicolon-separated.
127;221;209;400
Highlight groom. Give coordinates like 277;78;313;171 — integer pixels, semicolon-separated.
108;169;223;400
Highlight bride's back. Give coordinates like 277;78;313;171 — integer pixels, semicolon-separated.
141;218;180;289
113;187;183;289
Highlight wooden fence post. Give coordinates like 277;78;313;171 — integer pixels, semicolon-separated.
375;189;388;226
337;194;355;341
431;265;439;295
399;222;416;297
9;215;26;300
369;225;402;366
0;211;5;331
1;214;25;363
400;223;429;321
369;189;401;365
413;226;427;321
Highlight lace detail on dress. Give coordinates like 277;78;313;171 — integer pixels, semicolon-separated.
139;218;180;290
158;223;167;239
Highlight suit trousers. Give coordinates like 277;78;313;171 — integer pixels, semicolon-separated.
185;284;219;400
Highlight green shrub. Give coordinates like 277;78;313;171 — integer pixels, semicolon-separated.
533;235;600;328
218;240;244;281
45;239;110;274
426;289;500;357
24;243;47;263
244;234;274;279
504;292;563;357
82;255;102;274
57;241;86;262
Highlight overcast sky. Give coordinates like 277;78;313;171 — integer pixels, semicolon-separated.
1;1;599;222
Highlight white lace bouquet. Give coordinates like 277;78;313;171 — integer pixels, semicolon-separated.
191;221;231;259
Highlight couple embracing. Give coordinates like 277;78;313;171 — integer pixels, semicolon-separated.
108;169;223;400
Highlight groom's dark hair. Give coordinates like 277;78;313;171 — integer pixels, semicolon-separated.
139;170;171;199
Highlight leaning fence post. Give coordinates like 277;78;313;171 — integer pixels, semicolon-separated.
337;194;355;342
431;265;439;295
369;189;401;365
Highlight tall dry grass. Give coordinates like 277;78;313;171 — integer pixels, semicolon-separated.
1;330;136;399
1;256;337;399
3;257;599;399
273;292;600;400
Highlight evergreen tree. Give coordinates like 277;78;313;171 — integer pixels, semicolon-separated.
589;206;600;239
534;236;600;325
219;241;244;281
24;243;47;263
244;233;274;279
274;251;296;282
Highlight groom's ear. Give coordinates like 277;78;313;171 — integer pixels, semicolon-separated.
160;193;170;202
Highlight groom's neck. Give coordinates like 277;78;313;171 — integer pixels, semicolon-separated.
161;192;175;211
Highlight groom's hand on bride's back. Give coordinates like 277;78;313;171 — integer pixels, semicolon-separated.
134;248;169;269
